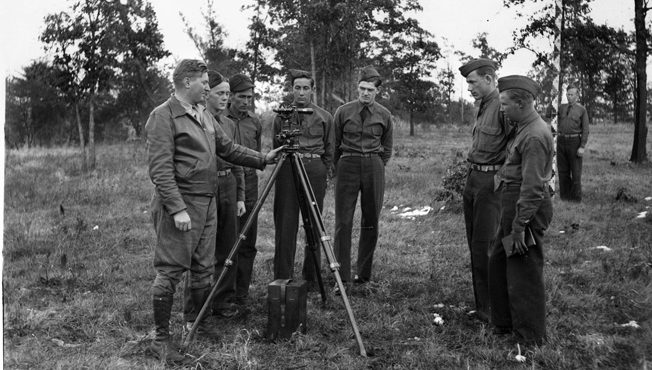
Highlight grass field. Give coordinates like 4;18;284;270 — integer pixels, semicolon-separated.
3;122;652;369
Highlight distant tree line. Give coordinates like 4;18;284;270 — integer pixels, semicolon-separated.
5;0;650;167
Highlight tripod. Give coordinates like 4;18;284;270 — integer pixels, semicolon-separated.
183;146;367;356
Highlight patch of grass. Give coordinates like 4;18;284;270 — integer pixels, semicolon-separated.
4;124;652;369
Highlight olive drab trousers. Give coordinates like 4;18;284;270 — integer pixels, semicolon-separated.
488;185;553;345
334;155;385;282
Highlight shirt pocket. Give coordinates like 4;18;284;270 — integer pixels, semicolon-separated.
307;123;324;138
477;125;504;154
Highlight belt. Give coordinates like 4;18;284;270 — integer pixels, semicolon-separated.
470;163;501;172
217;169;231;177
296;153;321;159
559;133;581;138
341;152;377;158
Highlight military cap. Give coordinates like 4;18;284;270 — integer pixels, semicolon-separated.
289;69;312;82
229;73;255;93
359;65;382;86
458;58;498;77
208;70;226;89
497;75;541;97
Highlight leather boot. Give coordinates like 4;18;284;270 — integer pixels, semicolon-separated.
150;294;187;364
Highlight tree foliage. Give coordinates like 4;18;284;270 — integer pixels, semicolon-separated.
38;0;169;169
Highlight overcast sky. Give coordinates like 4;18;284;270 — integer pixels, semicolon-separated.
0;0;636;100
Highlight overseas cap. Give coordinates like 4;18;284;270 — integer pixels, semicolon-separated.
208;70;226;89
289;69;312;82
498;75;541;97
359;65;382;86
458;58;498;77
229;73;254;93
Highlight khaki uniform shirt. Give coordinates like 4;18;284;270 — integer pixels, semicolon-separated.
333;100;393;165
558;103;590;147
468;89;512;165
494;111;554;233
227;106;263;175
215;113;246;202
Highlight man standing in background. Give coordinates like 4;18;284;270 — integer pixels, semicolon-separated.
205;70;245;318
226;73;263;308
557;85;589;202
272;69;334;287
458;58;512;323
333;65;393;292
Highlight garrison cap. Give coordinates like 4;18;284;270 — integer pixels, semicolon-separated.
358;65;382;86
497;75;541;97
208;70;226;89
289;69;312;83
458;58;498;77
229;73;255;93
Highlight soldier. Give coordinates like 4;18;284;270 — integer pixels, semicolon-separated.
333;66;393;291
226;73;262;306
490;75;554;345
458;58;512;323
145;59;282;363
557;85;589;202
272;69;334;286
205;70;245;318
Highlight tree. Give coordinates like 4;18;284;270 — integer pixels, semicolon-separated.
5;62;69;148
251;0;426;112
376;16;441;135
41;0;168;170
631;0;649;162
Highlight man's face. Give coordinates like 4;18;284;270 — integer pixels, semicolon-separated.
292;78;313;107
187;72;210;105
231;88;254;113
499;92;521;121
206;82;231;112
566;88;579;104
466;70;493;101
358;81;378;105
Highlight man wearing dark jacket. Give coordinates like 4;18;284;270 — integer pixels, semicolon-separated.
145;59;282;363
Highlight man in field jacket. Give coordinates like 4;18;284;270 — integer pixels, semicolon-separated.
145;59;282;364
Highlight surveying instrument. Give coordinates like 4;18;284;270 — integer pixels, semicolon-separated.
184;104;367;356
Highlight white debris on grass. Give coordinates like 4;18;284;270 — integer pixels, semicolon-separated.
433;303;445;308
559;230;566;234
51;338;82;348
592;246;612;252
645;196;652;201
92;225;99;230
620;320;640;328
397;206;432;218
432;313;444;325
636;211;648;219
514;343;526;363
390;206;399;211
439;205;446;211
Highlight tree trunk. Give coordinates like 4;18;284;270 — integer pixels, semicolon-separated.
631;0;648;163
409;110;415;136
310;39;317;104
75;102;88;172
88;92;96;170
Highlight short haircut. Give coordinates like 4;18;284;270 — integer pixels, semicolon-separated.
504;88;534;107
173;59;208;88
292;76;315;88
474;65;497;79
567;85;579;92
